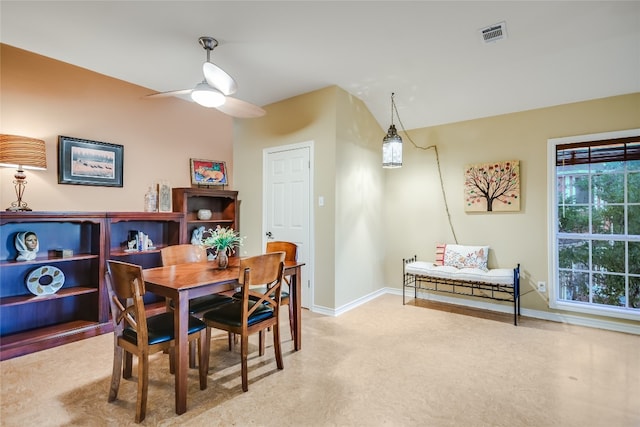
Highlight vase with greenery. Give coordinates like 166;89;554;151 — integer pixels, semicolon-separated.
201;225;242;269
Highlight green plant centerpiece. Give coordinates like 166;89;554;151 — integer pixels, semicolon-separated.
201;225;242;269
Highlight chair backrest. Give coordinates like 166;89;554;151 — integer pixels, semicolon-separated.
237;251;286;314
161;244;207;266
105;260;149;344
265;241;297;262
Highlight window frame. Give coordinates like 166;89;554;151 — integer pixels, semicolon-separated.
547;128;640;321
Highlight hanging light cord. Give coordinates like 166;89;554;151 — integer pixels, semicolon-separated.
391;99;459;244
390;93;396;125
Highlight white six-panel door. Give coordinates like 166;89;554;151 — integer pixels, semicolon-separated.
263;142;312;308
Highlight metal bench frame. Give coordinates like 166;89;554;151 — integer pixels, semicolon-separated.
403;255;521;325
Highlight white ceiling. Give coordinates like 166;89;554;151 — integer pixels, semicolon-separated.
2;1;639;130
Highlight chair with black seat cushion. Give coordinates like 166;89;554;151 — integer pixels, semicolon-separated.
265;241;297;339
161;244;234;314
203;251;285;392
161;244;235;360
252;241;299;355
105;260;209;423
233;241;297;343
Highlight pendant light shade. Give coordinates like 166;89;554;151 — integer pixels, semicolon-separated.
382;124;403;168
382;93;403;168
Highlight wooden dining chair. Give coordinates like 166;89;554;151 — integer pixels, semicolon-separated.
232;241;297;355
202;251;286;392
160;242;207;265
266;241;297;339
161;244;234;314
106;260;209;423
161;244;235;363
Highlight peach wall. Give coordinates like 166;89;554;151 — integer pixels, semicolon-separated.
0;44;234;212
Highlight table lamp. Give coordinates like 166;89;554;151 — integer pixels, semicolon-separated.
0;134;47;211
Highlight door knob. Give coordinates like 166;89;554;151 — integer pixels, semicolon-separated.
266;231;273;239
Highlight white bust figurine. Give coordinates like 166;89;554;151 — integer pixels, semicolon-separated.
191;226;205;246
15;231;39;261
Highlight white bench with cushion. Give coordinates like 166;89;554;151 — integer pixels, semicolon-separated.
403;244;521;325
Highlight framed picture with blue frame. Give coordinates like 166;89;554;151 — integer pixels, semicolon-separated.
58;135;124;187
190;158;228;186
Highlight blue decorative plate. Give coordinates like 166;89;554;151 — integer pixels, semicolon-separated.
26;266;65;295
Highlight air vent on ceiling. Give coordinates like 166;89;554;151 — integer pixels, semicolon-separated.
480;21;507;43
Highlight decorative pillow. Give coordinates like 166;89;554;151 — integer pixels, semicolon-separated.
443;244;489;271
435;243;446;266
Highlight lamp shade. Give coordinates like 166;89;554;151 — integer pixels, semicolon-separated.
0;134;47;170
190;82;226;108
382;124;403;168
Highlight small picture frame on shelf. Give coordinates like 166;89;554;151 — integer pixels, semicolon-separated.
190;159;227;186
58;135;124;187
158;182;172;212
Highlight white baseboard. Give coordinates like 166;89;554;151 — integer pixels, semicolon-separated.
311;287;388;317
312;287;640;335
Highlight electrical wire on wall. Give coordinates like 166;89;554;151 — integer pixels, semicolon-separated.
392;100;459;244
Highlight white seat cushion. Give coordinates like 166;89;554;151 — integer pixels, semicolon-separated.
405;261;514;286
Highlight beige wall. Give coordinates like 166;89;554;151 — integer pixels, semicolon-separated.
384;93;640;324
234;87;339;309
334;90;386;308
1;44;233;211
238;88;639;328
235;86;386;310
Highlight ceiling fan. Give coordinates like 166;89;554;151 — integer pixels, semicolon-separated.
146;36;265;118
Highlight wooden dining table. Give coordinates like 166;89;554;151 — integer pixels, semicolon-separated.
142;256;304;415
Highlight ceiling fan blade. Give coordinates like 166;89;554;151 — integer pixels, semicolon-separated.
203;62;237;96
145;88;192;98
215;97;265;118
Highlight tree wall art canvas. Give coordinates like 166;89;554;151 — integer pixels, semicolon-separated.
464;160;520;212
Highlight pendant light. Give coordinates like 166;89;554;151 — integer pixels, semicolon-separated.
382;92;402;168
378;94;460;243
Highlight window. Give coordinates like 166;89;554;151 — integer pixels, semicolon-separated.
548;129;640;320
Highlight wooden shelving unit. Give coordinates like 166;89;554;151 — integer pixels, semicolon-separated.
0;210;187;360
172;188;239;245
105;212;183;266
105;212;184;308
0;212;107;360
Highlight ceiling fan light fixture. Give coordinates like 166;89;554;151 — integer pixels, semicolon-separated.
146;36;262;117
191;82;226;108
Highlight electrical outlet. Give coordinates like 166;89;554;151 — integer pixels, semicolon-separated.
537;281;547;293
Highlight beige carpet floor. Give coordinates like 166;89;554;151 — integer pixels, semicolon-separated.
1;294;638;427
